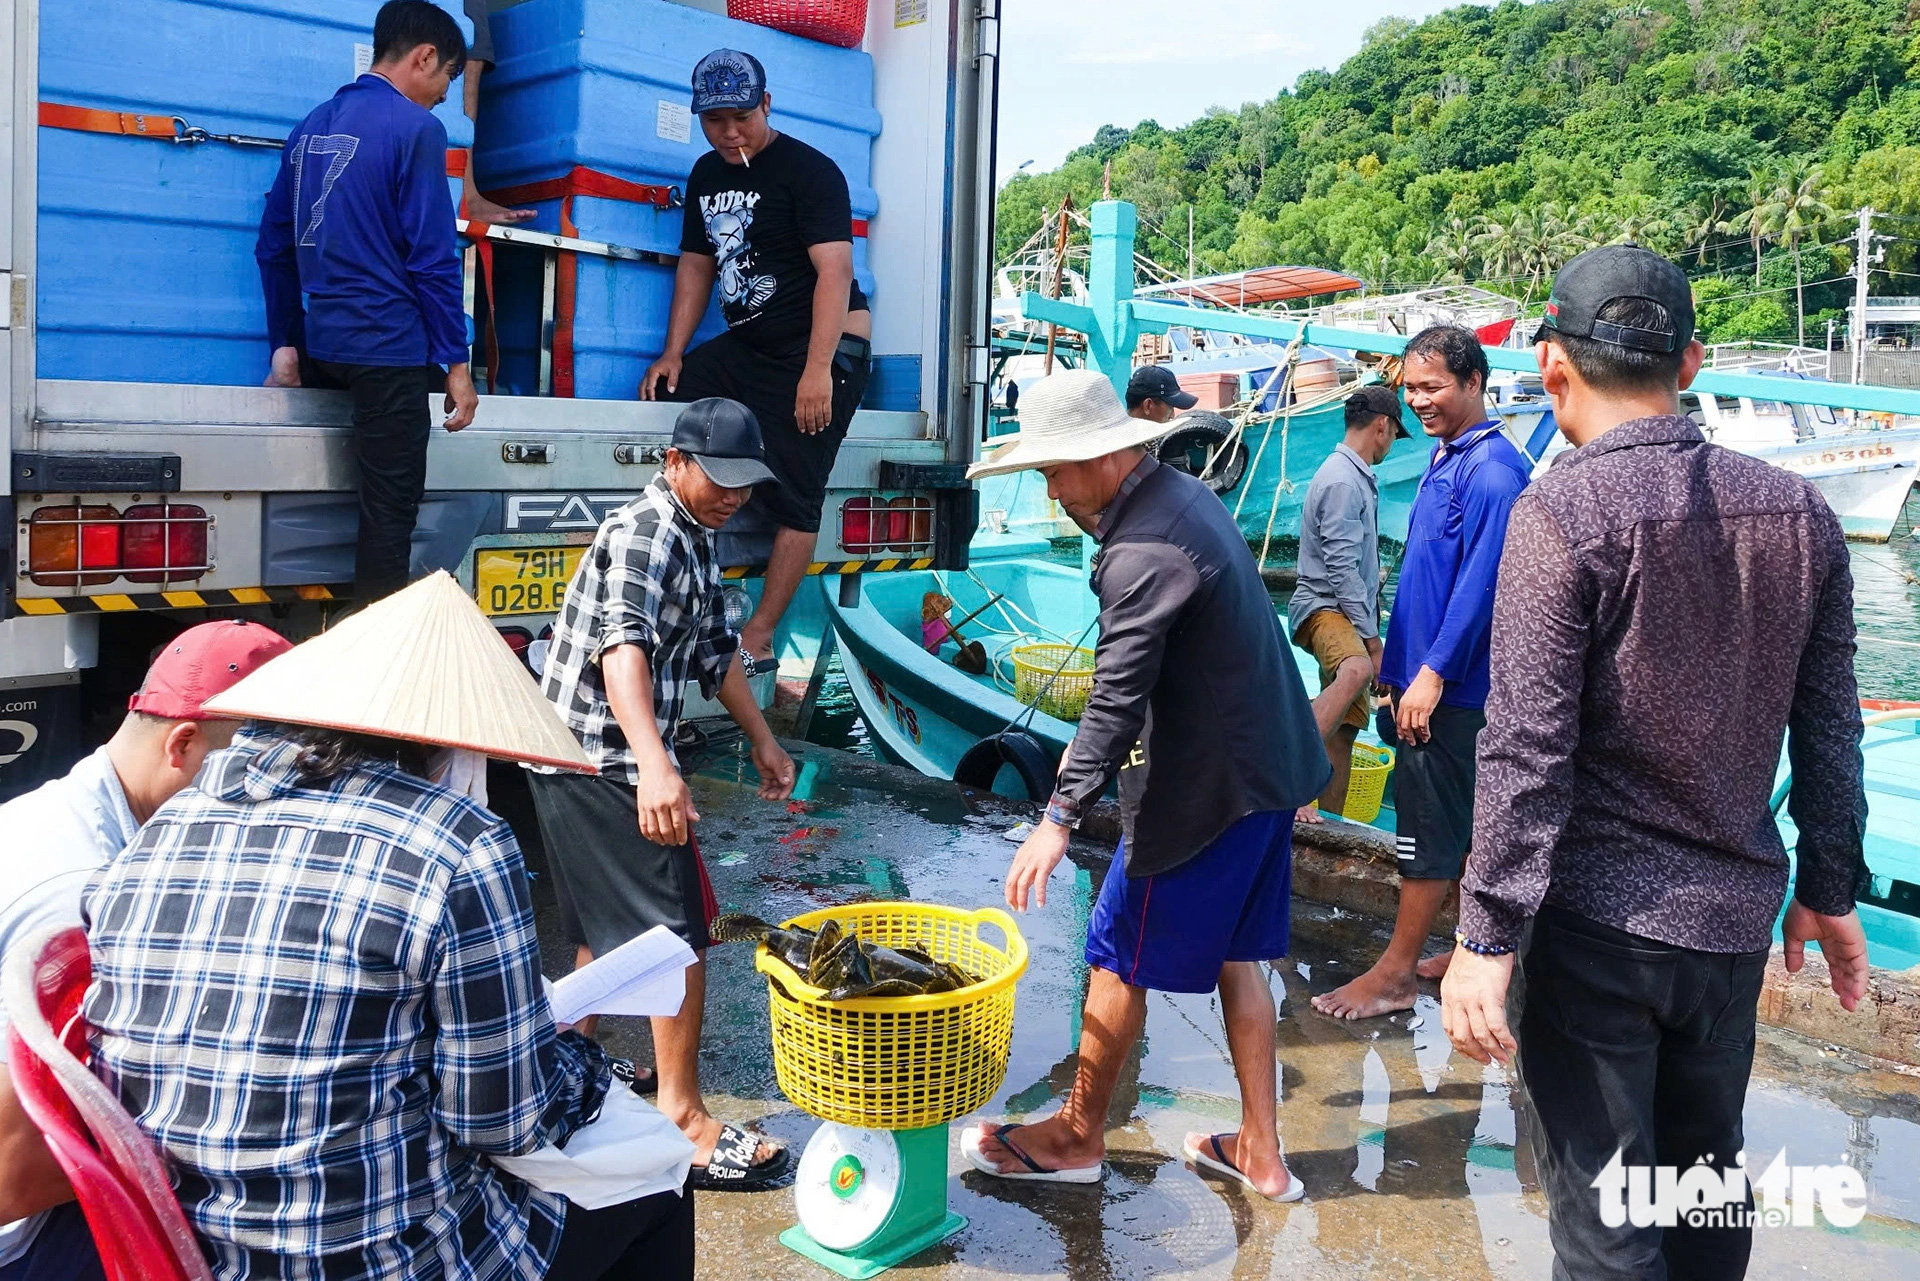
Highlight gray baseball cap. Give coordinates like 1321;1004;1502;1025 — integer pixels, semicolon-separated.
672;398;775;489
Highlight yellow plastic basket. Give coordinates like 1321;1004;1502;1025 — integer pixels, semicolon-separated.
755;903;1028;1130
1342;742;1396;824
1010;642;1096;721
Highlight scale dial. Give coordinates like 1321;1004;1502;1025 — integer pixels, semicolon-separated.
793;1123;903;1251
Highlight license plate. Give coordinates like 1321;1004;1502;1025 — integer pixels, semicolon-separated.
474;546;582;617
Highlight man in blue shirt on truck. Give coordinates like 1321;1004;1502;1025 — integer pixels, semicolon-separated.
257;0;477;603
1312;324;1531;1021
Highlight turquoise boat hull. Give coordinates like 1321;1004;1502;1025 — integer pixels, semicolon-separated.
821;558;1095;795
1215;399;1431;544
1776;710;1920;972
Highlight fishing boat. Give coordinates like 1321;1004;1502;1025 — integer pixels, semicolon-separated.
821;551;1093;798
821;543;1330;800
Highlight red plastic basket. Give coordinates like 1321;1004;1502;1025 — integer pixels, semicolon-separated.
727;0;868;49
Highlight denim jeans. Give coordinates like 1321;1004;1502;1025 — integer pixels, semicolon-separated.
1517;906;1770;1281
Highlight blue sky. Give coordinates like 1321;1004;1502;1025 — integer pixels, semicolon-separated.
997;1;1463;183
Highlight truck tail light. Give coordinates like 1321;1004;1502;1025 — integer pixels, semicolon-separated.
840;495;934;556
121;503;211;584
839;496;886;554
27;505;121;586
887;496;933;552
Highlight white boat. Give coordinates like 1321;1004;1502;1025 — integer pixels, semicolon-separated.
1511;379;1920;541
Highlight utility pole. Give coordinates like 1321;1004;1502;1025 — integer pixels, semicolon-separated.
1187;205;1195;280
1852;206;1874;385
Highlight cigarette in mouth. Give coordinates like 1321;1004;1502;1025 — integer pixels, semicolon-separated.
739;147;750;168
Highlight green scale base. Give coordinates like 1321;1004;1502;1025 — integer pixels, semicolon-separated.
781;1123;965;1279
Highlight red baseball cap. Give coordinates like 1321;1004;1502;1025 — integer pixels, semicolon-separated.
128;620;293;721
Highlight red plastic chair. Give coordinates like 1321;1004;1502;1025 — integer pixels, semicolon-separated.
2;925;214;1281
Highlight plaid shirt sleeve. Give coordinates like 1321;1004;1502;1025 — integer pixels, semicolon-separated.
691;564;739;699
430;822;612;1155
596;521;674;664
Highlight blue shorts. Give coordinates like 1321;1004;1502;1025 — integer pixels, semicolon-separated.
1084;811;1292;994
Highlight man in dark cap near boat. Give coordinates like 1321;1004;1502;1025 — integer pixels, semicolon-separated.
1442;246;1871;1279
1289;383;1408;819
1124;364;1198;424
956;369;1327;1200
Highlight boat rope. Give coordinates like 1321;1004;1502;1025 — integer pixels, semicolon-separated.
1225;341;1302;519
1253;342;1314;571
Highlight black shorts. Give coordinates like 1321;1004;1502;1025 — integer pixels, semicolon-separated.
1380;702;1485;881
670;328;871;533
527;771;711;955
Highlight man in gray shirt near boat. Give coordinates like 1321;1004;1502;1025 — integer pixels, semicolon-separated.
1288;383;1406;817
956;370;1326;1200
1441;247;1871;1279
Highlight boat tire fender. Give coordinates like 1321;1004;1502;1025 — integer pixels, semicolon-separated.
1154;411;1246;495
954;730;1057;803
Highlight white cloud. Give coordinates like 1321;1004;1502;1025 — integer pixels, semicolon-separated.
997;0;1461;182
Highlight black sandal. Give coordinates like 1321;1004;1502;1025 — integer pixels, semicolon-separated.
609;1058;657;1096
688;1122;792;1191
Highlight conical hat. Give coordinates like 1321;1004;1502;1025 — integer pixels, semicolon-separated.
202;571;595;773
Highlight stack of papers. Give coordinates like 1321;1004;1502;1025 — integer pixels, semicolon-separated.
546;925;698;1025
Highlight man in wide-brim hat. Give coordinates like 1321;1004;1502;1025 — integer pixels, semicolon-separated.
79;573;698;1281
959;370;1328;1201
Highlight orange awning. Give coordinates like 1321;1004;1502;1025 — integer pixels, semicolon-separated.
1141;265;1363;308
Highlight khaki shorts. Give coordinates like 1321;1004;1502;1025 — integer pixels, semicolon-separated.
1293;609;1372;731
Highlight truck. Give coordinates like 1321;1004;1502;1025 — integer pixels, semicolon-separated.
0;0;1002;800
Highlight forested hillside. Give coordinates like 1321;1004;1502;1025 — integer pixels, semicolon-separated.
995;0;1920;343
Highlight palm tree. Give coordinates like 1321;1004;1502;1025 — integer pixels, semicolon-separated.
1767;160;1834;346
1423;216;1478;283
1470;209;1528;284
1682;193;1730;268
1730;166;1777;287
1611;194;1674;250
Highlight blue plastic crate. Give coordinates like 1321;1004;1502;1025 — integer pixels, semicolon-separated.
477;0;879;400
38;1;474;386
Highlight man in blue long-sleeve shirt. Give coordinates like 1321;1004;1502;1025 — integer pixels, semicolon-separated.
1313;324;1531;1020
256;1;477;602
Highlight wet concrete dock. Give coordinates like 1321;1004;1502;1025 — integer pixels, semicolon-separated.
514;740;1920;1279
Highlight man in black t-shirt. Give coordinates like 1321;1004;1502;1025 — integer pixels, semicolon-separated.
640;48;872;666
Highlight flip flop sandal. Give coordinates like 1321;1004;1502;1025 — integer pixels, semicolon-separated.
959;1123;1104;1185
1182;1133;1305;1203
608;1058;657;1096
689;1122;792;1192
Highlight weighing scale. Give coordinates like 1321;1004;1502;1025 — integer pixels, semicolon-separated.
753;902;1028;1280
782;1122;964;1279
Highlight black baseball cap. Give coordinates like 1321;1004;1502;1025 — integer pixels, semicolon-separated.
671;398;775;489
1346;384;1411;437
1532;246;1695;353
1125;364;1198;410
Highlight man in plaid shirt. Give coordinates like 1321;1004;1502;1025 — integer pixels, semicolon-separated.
530;397;796;1189
81;586;698;1278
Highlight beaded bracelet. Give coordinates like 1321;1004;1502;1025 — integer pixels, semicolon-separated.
1455;931;1516;957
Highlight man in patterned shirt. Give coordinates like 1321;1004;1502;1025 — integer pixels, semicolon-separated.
1443;248;1870;1278
81;580;697;1280
530;398;796;1190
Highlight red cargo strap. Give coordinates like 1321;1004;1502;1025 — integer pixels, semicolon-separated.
478;167;684;397
484;165;679;211
43;100;471;175
39;101;180;138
